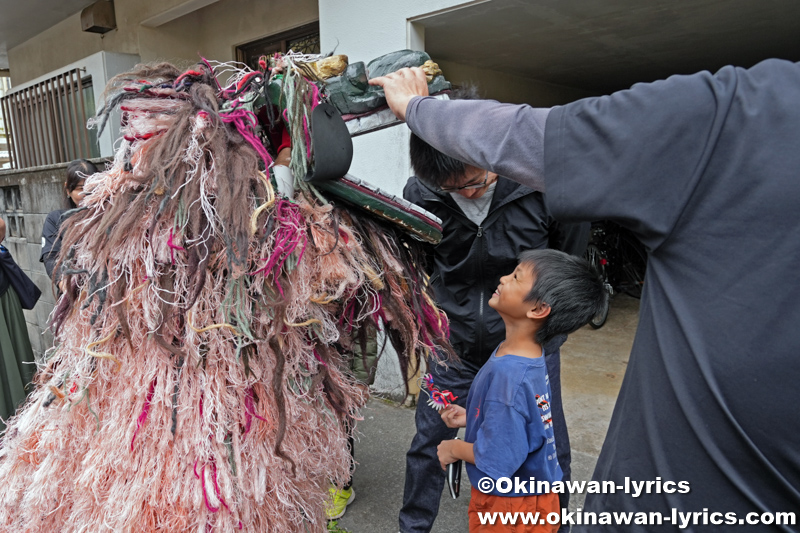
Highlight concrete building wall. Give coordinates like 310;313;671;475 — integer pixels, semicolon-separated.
9;0;318;85
8;11;137;86
135;0;319;74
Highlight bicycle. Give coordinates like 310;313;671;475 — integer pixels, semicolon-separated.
585;221;647;329
586;241;614;328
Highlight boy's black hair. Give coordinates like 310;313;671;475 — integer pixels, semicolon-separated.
409;85;479;188
519;249;608;345
64;159;98;208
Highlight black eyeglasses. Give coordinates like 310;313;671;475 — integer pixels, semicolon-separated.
429;170;489;193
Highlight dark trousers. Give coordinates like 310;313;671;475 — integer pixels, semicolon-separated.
399;341;572;533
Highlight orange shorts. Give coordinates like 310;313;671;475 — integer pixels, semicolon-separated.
468;487;560;532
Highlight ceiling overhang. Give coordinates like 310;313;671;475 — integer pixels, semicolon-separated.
418;0;800;94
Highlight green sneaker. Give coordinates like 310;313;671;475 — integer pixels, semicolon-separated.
327;520;350;532
325;485;355;520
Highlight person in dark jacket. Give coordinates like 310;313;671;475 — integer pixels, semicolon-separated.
0;218;36;431
40;159;97;284
399;126;589;533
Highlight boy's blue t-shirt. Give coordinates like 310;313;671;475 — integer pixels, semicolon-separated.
465;345;562;496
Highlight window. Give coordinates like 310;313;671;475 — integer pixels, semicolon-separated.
236;22;320;72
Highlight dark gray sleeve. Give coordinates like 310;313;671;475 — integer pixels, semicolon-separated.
547;219;590;258
405;97;550;192
545;68;735;248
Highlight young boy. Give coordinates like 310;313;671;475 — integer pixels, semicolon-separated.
437;249;606;532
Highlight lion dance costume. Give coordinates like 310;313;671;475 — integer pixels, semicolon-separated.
0;59;452;531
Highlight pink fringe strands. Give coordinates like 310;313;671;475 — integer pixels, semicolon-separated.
0;61;453;531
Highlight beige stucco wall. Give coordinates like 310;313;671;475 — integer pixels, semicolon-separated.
137;0;318;70
8;9;136;85
8;0;318;85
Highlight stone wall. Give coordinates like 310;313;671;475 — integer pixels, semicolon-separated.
0;160;104;361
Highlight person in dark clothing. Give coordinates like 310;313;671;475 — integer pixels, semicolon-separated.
40;159;97;283
373;60;800;532
399;122;589;533
0;218;36;431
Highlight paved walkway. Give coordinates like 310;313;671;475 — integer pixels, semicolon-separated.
336;295;640;532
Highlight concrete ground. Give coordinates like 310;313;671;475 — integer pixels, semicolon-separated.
335;294;640;532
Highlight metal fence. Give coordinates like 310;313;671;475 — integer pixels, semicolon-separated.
0;68;97;169
0;76;12;168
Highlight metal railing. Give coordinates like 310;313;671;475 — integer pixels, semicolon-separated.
0;68;94;169
0;76;11;168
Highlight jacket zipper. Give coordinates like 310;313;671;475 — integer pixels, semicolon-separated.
476;225;485;358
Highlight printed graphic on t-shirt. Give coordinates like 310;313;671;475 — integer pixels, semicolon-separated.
536;393;553;430
538;375;559;465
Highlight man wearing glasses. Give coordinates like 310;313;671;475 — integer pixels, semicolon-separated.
399;106;589;533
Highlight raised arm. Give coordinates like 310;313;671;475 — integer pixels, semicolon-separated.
370;68;550;192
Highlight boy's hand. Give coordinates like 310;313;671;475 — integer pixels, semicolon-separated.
440;404;467;428
368;67;429;121
437;439;459;470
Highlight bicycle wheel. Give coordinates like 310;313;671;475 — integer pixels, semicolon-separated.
590;294;610;329
585;244;611;329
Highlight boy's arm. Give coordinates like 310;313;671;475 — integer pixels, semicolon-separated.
437;439;474;470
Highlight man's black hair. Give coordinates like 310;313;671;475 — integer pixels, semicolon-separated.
409;85;479;188
64;159;98;209
519;249;608;345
